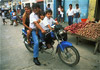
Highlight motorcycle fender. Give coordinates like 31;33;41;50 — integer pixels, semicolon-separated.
56;41;72;53
22;29;27;36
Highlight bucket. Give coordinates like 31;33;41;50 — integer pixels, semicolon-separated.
81;19;87;22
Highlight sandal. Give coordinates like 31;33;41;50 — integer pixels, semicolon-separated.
46;44;52;49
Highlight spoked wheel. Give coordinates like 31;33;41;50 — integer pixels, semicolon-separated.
24;37;33;53
58;46;80;66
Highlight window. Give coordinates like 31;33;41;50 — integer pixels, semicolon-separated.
48;0;52;2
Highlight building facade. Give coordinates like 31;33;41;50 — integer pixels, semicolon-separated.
88;0;100;21
53;0;89;22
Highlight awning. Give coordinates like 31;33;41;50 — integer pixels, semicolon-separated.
37;0;44;2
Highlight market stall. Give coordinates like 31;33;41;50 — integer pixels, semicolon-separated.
64;22;100;54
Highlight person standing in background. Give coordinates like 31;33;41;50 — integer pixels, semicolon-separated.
11;9;18;26
0;9;2;16
17;8;21;16
46;4;51;10
2;10;7;25
60;6;64;23
57;5;61;22
74;4;81;23
66;4;74;25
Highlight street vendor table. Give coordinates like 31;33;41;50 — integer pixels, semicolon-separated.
67;32;100;54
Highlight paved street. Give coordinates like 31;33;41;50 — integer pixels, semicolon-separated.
0;17;100;70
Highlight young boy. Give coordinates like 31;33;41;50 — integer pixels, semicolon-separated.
38;11;46;47
29;3;46;66
39;10;59;48
60;6;64;23
41;10;59;31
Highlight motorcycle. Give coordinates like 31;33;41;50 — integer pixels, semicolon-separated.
22;24;80;66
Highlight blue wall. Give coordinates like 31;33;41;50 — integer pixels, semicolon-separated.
64;0;89;22
53;0;57;19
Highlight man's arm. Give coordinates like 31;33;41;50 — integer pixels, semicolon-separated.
34;21;46;33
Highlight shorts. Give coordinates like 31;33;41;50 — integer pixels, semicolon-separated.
2;19;5;22
61;17;64;19
12;16;17;20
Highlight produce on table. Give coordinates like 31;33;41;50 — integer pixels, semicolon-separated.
64;22;100;40
64;22;90;33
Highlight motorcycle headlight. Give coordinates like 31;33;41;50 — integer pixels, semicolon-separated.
59;30;64;35
59;30;66;35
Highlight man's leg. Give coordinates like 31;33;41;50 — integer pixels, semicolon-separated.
77;18;80;23
32;30;39;58
70;16;73;25
32;30;41;65
68;16;71;25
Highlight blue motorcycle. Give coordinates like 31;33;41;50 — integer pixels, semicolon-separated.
22;24;80;66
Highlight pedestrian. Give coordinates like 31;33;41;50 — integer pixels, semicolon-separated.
46;4;51;10
74;4;81;23
10;10;14;21
11;9;18;26
17;8;21;16
66;4;74;25
60;6;64;23
29;3;46;65
0;9;2;16
1;10;7;25
57;5;61;22
23;6;31;44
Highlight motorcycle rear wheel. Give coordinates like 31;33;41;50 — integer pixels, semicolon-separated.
24;36;33;53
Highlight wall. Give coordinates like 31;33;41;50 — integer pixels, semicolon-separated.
88;0;96;21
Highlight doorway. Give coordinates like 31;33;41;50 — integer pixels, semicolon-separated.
94;0;100;22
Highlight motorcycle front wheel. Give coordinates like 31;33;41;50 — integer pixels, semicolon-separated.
58;46;80;66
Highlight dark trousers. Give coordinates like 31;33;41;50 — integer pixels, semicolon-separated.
68;16;73;25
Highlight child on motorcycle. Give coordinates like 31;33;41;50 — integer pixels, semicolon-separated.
39;10;59;48
22;6;31;44
38;11;46;46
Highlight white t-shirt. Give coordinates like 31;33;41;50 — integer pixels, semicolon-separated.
39;20;49;30
13;12;15;15
58;7;61;14
2;12;6;19
40;17;57;30
66;8;74;16
29;12;39;29
74;8;81;14
60;11;64;17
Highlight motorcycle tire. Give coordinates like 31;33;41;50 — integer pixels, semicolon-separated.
24;36;33;53
58;46;80;66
